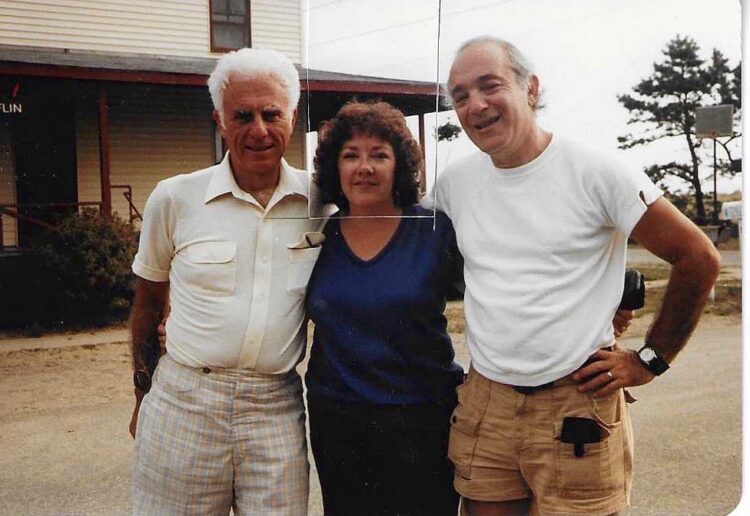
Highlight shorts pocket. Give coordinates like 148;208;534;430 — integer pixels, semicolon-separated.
592;389;624;427
554;391;626;499
153;361;198;395
286;247;321;294
183;241;237;296
448;400;482;480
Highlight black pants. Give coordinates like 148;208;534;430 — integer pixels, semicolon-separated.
308;395;459;516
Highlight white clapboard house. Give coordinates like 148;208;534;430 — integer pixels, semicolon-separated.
0;0;443;250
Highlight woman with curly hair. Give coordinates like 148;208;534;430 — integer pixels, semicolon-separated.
305;101;463;516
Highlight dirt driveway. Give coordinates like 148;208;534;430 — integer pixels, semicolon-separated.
0;311;741;516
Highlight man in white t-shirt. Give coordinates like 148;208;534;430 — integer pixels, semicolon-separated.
436;36;721;515
128;48;331;515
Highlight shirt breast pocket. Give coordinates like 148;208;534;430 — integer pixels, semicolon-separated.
184;241;238;296
286;247;321;295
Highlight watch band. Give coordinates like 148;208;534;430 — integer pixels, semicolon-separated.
636;345;670;376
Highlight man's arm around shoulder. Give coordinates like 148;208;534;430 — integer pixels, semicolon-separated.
129;277;169;438
574;197;720;396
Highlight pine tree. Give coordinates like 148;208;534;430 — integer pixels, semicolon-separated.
617;35;740;224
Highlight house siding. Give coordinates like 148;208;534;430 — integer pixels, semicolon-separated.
0;0;210;57
77;83;216;223
251;0;303;63
0;0;302;63
0;118;17;247
286;111;306;173
74;85;101;216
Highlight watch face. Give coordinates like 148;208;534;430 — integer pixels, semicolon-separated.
134;370;152;392
640;347;657;362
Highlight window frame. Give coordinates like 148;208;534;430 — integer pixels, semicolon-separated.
209;0;252;53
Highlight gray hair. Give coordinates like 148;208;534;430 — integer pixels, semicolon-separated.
448;36;543;110
208;48;300;122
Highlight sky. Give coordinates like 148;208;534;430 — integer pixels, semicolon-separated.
303;0;743;194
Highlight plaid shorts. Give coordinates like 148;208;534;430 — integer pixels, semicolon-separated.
133;354;308;515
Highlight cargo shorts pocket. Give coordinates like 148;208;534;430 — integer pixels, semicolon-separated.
554;390;626;499
448;384;483;480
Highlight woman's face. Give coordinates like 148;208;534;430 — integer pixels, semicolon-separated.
337;133;397;212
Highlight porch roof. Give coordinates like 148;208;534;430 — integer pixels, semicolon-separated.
0;45;449;121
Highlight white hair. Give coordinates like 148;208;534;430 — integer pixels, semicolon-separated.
208;48;300;121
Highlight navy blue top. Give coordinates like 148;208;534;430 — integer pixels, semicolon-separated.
305;204;464;405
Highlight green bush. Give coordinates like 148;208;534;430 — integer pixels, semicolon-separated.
26;208;138;327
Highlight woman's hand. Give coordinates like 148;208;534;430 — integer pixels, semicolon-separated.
613;308;635;337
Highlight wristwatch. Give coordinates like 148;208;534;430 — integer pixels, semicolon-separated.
133;369;152;393
636;345;670;376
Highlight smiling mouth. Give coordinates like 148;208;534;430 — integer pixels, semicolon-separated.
246;143;274;152
474;115;501;130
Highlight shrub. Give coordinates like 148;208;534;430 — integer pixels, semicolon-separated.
25;208;138;328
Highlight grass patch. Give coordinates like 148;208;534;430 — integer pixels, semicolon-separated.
445;301;466;334
639;281;741;317
717;238;740;251
445;272;741;334
704;283;742;316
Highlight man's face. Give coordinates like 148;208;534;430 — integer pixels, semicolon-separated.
215;74;296;179
448;42;539;167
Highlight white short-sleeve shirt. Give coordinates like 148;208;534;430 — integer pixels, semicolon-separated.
428;136;662;386
133;154;333;373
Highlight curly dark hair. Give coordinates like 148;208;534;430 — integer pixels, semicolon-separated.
313;101;422;211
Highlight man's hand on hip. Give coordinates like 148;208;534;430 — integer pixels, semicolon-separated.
572;347;654;397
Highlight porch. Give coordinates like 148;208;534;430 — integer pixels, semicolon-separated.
0;45;446;250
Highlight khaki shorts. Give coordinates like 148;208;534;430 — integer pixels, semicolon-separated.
448;366;634;516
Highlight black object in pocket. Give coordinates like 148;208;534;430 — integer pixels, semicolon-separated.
560;417;603;457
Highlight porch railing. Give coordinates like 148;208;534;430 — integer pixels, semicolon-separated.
0;186;140;250
111;184;143;224
0;202;102;250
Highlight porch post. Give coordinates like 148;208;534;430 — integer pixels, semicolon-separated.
418;113;426;193
98;85;112;217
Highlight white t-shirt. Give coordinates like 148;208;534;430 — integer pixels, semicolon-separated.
431;136;662;386
132;154;332;373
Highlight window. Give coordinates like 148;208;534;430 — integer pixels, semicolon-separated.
210;0;251;52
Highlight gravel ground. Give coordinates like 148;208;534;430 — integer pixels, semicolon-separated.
0;312;741;516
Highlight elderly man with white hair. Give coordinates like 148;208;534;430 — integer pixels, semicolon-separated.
128;48;329;515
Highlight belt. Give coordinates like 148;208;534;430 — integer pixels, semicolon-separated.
508;346;614;395
510;382;555;395
509;375;576;395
